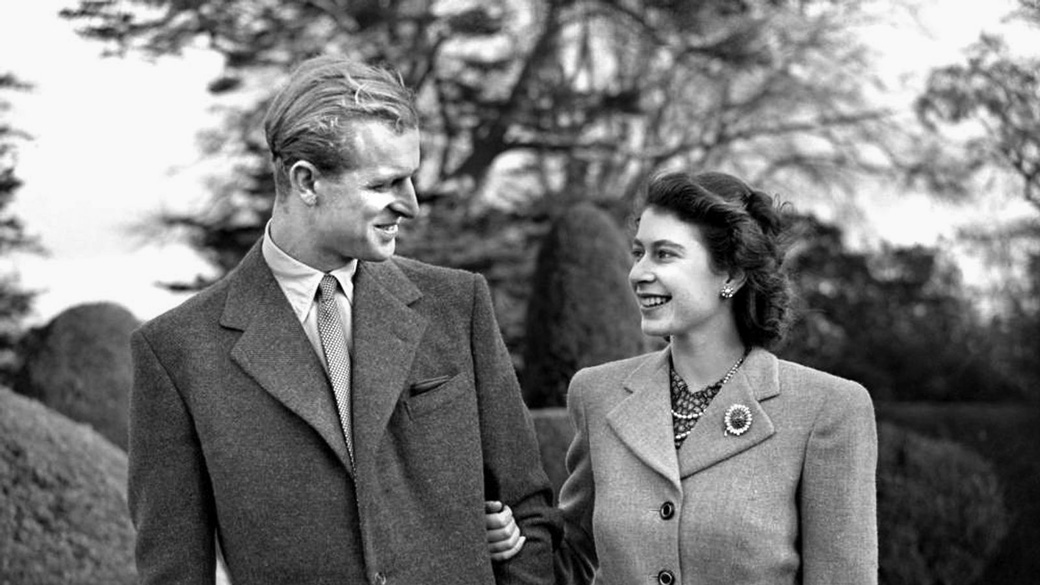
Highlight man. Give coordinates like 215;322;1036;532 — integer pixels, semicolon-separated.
129;55;558;584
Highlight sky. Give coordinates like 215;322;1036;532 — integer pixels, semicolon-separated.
0;0;1033;326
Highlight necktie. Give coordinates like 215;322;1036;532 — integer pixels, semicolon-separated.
317;274;354;466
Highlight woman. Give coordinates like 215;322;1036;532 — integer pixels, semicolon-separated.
492;171;878;584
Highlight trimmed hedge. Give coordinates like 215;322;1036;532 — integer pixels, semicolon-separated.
521;203;646;408
14;302;139;450
877;421;1010;585
0;386;136;583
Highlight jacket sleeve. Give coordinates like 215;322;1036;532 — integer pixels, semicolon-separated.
128;328;217;584
469;274;561;585
553;370;599;585
800;382;878;585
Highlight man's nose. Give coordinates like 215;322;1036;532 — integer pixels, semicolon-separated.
393;178;419;219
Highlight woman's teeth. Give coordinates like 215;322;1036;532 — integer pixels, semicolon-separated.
640;295;669;308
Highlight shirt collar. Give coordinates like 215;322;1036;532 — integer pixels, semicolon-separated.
261;220;357;323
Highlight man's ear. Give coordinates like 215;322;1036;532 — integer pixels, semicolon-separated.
288;160;320;206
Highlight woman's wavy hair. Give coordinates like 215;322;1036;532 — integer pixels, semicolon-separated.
263;55;419;194
641;171;795;349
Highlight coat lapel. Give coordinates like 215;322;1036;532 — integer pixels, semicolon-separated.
677;348;778;478
221;242;353;471
606;350;682;491
350;259;427;470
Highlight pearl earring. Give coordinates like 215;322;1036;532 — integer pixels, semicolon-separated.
720;286;735;299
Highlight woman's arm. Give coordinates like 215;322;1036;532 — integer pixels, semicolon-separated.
553;370;598;585
800;382;879;585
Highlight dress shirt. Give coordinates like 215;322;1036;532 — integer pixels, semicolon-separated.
261;222;356;369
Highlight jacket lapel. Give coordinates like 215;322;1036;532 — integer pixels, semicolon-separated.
606;350;682;491
350;259;427;469
221;242;353;471
677;347;778;478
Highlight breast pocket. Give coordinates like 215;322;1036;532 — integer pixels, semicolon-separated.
404;373;468;420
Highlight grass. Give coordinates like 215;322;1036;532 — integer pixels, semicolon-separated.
875;401;1040;585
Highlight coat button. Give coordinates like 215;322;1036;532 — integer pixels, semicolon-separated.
659;501;675;520
657;569;675;585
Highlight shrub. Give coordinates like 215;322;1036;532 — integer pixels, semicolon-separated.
0;386;136;583
521;203;645;408
14;302;139;450
877;421;1010;585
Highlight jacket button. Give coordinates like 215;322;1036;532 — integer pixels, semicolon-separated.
657;569;675;585
659;501;675;520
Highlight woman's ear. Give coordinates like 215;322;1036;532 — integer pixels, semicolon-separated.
288;160;320;206
726;269;747;293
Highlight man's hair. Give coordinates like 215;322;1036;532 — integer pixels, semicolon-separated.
641;171;795;349
263;55;419;191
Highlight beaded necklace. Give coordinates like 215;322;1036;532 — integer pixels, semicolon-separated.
670;352;747;448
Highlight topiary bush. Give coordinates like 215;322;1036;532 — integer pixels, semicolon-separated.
521;203;646;408
877;421;1010;585
0;385;136;583
14;302;139;450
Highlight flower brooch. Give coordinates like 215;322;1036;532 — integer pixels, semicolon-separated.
724;404;753;436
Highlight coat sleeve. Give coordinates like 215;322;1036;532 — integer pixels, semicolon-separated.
128;328;218;584
469;274;561;585
553;369;599;585
800;382;878;585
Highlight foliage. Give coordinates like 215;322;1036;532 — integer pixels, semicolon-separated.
13;302;140;450
779;214;1020;402
0;386;136;584
979;249;1040;405
521;202;644;408
915;15;1040;211
0;72;40;385
876;421;1010;585
875;401;1040;582
60;0;908;295
906;0;1040;404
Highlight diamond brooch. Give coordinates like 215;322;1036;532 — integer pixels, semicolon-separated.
724;404;753;436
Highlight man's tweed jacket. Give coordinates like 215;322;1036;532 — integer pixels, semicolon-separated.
129;240;558;584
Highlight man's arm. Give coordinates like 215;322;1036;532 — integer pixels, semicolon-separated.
469;274;561;585
129;329;218;583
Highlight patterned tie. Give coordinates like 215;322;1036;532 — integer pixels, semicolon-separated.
317;274;354;466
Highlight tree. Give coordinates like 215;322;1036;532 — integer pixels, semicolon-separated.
913;0;1040;402
0;72;40;384
915;34;1040;209
521;202;644;407
61;0;915;355
779;214;1019;402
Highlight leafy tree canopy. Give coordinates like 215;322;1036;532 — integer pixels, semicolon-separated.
61;0;909;275
0;72;40;383
780;214;1021;402
61;0;924;357
911;0;1040;402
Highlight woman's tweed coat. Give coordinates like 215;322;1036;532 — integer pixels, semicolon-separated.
555;347;878;585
